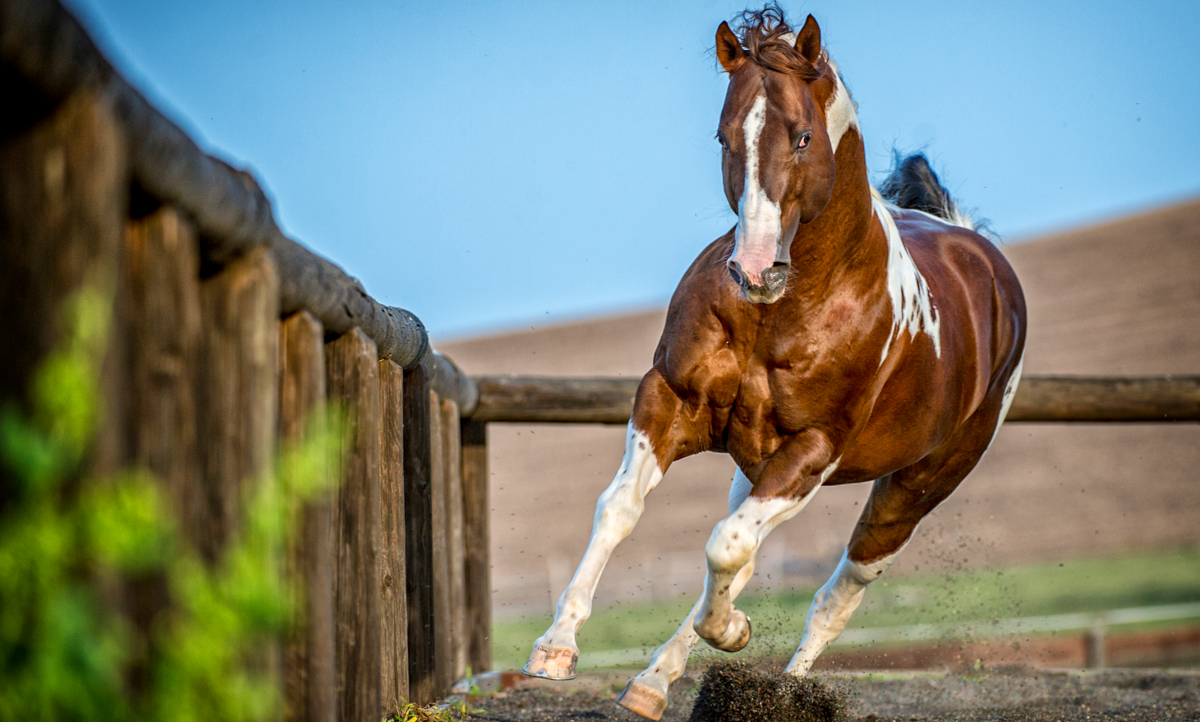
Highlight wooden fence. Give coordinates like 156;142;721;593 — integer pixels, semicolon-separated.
3;0;1197;720
1;0;482;716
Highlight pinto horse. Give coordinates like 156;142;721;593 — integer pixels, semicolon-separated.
523;9;1026;720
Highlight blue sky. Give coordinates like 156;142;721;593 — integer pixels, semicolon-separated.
71;0;1200;339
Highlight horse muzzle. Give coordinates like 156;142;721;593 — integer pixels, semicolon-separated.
728;260;789;304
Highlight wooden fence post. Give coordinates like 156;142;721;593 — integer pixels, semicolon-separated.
460;420;492;673
123;206;201;534
402;364;436;705
325;329;382;721
440;398;467;682
279;311;335;722
428;390;452;696
0;87;125;471
379;359;409;710
195;245;279;561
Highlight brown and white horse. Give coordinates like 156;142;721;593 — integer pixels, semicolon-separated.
523;8;1026;720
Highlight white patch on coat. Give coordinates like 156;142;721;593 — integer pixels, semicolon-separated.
732;93;784;283
786;545;905;675
873;195;942;365
986;355;1024;450
824;60;859;153
893;203;977;233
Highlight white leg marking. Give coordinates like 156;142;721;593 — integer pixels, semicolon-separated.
986;355;1025;450
786;546;905;674
694;460;836;648
525;422;663;676
731;93;784;286
874;195;942;364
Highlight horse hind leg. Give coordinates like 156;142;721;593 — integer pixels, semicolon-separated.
787;461;970;674
785;527;907;675
523;422;665;679
788;358;1023;674
617;470;759;720
788;417;1014;672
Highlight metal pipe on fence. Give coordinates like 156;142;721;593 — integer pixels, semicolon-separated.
466;375;1200;424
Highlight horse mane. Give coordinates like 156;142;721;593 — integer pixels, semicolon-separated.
732;4;825;81
877;152;994;238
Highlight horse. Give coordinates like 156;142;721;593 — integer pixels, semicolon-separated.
522;8;1026;720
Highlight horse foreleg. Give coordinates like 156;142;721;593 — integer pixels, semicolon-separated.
694;432;834;652
617;471;758;720
693;491;814;651
523;421;665;679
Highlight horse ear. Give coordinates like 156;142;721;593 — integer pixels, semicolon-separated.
795;14;822;65
716;21;745;73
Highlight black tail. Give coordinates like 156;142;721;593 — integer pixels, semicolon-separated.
878;152;988;235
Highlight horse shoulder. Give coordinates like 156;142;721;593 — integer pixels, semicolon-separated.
653;233;747;422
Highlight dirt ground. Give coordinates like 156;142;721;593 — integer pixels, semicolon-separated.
461;665;1200;721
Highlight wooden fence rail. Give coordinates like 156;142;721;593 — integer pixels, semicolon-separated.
466;375;1200;424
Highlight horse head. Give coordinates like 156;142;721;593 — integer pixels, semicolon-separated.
715;11;850;304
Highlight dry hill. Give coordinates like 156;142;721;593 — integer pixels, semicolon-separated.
437;198;1200;617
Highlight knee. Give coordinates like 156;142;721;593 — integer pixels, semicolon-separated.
595;484;643;531
704;516;756;573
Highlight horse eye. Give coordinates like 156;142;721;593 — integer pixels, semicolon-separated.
795;132;812;151
716;132;729;150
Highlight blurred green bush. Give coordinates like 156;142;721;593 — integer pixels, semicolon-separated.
0;286;341;722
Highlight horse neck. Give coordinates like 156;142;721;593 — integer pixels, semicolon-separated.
785;126;884;299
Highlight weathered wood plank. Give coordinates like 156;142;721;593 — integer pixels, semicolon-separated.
428;390;452;697
195;245;279;561
378;359;409;710
325;329;382;722
460;420;492;673
1005;375;1200;422
279;311;335;722
0;87;125;466
440;398;467;682
468;375;1200;425
120;206;201;698
124;206;201;537
402;364;436;705
469;376;638;424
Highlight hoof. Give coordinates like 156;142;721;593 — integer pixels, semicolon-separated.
616;678;668;721
704;609;752;653
522;643;579;680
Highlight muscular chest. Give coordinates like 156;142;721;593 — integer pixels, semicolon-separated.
663;308;875;465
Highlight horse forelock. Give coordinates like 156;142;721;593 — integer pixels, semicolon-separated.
730;7;857;153
733;6;825;82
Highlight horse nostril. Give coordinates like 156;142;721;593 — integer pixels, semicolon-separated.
762;263;789;291
727;260;745;286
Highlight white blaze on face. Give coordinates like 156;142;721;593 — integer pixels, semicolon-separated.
873;195;942;364
732;93;783;286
